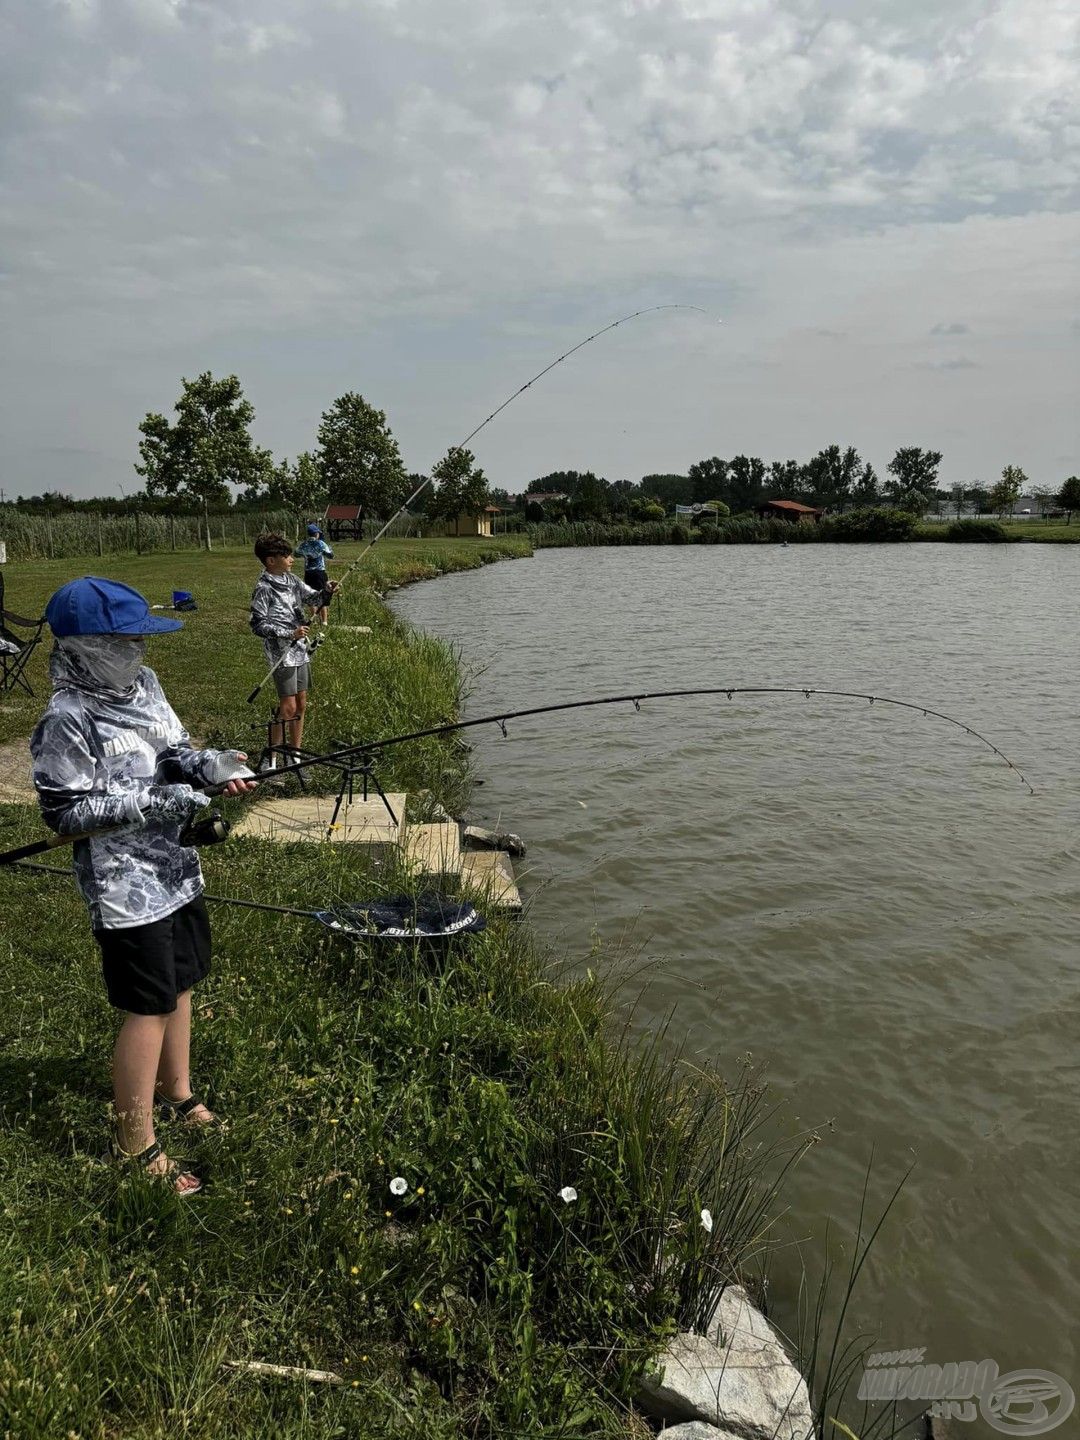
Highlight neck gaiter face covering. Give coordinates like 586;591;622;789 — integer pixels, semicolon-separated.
52;635;148;700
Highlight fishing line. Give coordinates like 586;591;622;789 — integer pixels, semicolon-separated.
245;304;712;705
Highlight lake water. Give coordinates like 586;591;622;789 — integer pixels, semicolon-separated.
393;544;1079;1428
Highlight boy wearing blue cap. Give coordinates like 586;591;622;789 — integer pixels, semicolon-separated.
294;523;334;627
30;576;257;1196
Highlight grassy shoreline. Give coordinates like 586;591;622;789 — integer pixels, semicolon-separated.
0;536;837;1438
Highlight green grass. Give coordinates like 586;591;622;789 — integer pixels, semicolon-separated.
917;518;1080;541
0;534;838;1438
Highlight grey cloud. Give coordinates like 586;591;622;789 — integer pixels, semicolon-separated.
914;357;980;370
931;322;971;335
0;0;1077;495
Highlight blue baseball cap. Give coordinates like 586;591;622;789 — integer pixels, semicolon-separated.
45;577;183;637
307;522;321;535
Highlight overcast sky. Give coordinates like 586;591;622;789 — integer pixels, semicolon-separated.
2;0;1077;500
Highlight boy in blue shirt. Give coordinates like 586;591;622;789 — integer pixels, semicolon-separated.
294;522;334;626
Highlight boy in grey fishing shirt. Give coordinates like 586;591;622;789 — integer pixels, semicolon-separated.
249;532;338;759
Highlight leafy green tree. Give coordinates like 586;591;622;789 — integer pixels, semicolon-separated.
688;459;728;506
884;447;943;511
569;472;610;520
640;473;694;508
526;472;588;496
800;446;861;511
766;459;802;499
1056;475;1080;523
1030;484;1054;516
316;392;407;530
726;455;767;512
851;463;881;508
949;482;966;517
136;372;272;509
988;464;1026;517
256;451;327;528
427;447;490;523
966;484;988;515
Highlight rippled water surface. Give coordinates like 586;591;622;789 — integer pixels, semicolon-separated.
394;544;1079;1412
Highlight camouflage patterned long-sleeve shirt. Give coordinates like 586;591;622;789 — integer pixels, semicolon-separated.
30;659;229;930
249;570;329;669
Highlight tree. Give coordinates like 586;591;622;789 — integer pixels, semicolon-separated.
988;464;1026;517
948;482;966;518
884;448;943;511
851;463;881;508
427;446;490;523
800;446;861;511
966;484;989;515
767;459;802;499
569;472;610;520
726;455;767;512
688;458;729;507
1031;484;1055;516
136;372;272;509
639;473;694;508
265;452;326;528
1056;475;1080;524
316;392;408;530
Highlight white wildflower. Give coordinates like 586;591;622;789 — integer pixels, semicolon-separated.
559;1186;578;1204
389;1176;408;1196
700;1208;713;1233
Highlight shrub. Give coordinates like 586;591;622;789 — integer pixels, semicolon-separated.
821;507;919;542
944;517;1009;543
670;523;690;544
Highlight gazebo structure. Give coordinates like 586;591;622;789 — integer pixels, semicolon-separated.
324;505;364;541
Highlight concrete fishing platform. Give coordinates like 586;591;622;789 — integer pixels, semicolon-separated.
232;791;521;910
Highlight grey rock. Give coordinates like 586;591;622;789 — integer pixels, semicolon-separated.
637;1286;815;1440
463;823;526;856
659;1423;747;1440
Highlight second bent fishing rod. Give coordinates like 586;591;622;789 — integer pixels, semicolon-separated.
237;686;1036;795
0;684;1032;871
245;305;711;705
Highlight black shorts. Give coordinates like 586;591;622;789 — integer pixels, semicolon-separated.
304;569;330;600
93;896;211;1016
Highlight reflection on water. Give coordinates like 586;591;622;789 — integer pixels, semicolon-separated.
393;543;1080;1405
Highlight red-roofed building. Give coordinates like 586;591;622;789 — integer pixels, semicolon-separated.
756;499;824;524
325;504;363;540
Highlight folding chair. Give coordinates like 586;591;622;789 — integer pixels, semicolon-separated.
0;572;46;697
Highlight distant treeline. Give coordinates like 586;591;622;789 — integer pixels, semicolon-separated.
530;508;924;548
514;454;1077;522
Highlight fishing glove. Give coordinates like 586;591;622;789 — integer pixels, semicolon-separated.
134;783;211;824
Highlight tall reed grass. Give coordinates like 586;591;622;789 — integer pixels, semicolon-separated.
0;509;297;562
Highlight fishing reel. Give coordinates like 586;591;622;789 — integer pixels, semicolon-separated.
179;810;232;848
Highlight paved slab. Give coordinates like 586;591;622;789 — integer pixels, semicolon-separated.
403;821;461;878
460;849;522;910
232;792;406;847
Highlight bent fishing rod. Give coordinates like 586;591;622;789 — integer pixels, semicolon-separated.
0;684;1031;872
245;304;712;705
244;685;1035;795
